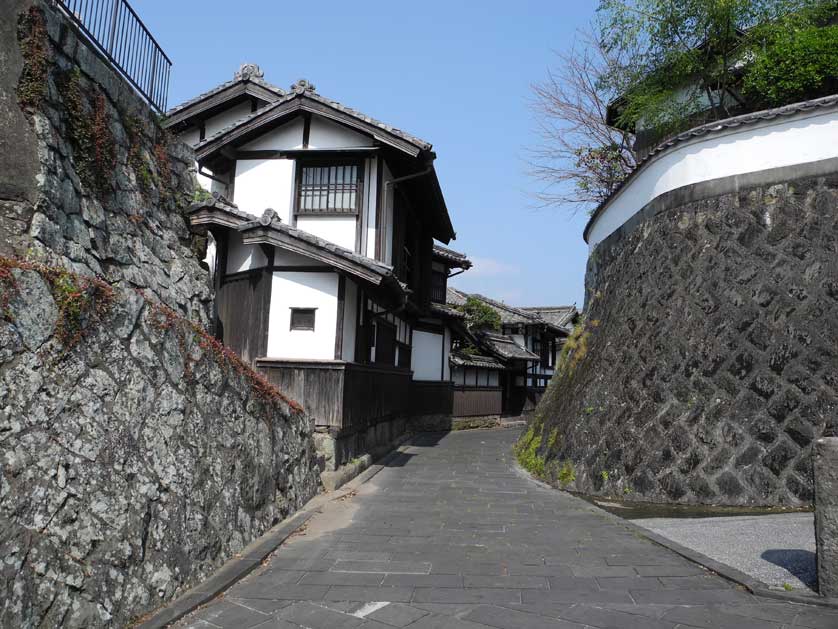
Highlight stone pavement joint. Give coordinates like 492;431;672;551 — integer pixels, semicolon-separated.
175;430;838;629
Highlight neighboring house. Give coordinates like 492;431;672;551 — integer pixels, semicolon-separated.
166;64;466;468
446;288;577;417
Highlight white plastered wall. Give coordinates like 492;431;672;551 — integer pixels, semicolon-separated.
308;117;373;148
226;230;267;273
412;330;444;381
232;118;305;220
379;161;395;264
443;327;451;381
204;102;253;137
241;118;305;151
296;216;356;250
363;156;378;257
342;280;358;362
267;271;338;360
587;107;838;248
234;159;295;221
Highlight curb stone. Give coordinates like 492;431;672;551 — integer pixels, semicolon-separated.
513;461;838;611
133;443;412;628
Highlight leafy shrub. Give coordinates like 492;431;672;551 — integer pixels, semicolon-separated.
743;24;838;107
459;297;501;333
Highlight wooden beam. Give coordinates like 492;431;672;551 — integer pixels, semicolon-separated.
302;112;311;149
335;275;346;359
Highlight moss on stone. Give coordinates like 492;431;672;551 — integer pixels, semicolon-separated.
557;461;576;487
514;424;546;478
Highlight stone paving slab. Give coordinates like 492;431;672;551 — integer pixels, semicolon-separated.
635;513;816;591
175;429;838;629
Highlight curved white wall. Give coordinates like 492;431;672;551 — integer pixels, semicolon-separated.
587;106;838;249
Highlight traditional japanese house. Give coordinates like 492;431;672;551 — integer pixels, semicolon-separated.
167;64;466;468
446;288;577;417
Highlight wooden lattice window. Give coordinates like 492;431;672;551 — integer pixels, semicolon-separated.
290;308;316;331
296;162;363;215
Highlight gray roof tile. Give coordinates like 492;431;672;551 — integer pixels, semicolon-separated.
521;306;578;330
450;352;505;370
192;78;432;155
433;244;471;269
166;64;286;117
480;332;540;362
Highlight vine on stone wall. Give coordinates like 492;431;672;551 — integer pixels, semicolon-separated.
124;115;154;196
16;6;50;111
144;299;304;414
124;114;178;205
1;255;302;413
0;256;114;349
62;69;116;196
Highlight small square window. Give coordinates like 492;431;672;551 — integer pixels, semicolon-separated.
290;308;316;331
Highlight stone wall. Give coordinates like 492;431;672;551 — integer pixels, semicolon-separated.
0;2;320;626
528;169;838;506
2;0;211;324
0;266;320;627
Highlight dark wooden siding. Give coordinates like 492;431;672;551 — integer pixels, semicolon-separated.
258;361;345;427
453;386;503;417
411;381;454;416
256;360;412;431
217;270;271;365
343;364;411;429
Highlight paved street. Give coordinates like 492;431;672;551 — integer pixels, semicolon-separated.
178;429;838;629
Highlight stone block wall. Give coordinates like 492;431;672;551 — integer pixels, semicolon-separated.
0;2;321;626
0;266;320;627
2;0;211;324
529;170;838;506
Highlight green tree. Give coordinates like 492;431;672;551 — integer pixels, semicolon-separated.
742;13;838;106
597;0;835;140
459;297;501;333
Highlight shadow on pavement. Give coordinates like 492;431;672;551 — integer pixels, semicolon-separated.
762;548;817;589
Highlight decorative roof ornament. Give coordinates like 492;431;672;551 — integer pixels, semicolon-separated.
235;63;264;81
260;208;279;226
291;79;316;95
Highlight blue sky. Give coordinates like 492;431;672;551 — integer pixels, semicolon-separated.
141;1;596;308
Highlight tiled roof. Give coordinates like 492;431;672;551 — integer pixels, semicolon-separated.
239;210;395;276
449;352;505;370
166;63;286;117
448;288;573;333
586;93;838;243
480;332;540;362
462;293;542;326
446;287;537;324
521;306;578;330
193;78;432;156
433;244;472;269
446;286;469;307
429;302;466;319
187;201;400;292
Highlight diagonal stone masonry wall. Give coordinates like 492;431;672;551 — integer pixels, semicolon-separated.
530;171;838;506
0;1;320;626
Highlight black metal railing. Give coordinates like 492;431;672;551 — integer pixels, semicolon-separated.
55;0;171;112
